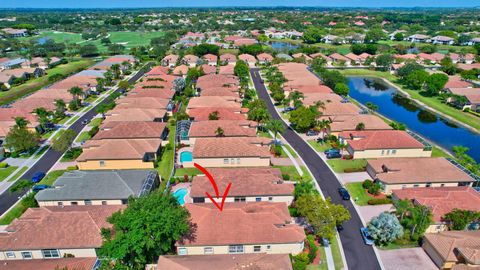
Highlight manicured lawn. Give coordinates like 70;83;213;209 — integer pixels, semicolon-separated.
326;158;367;173
88;118;103;127
330;236;344;270
0;59;94;105
377;239;420;250
75;131;91;143
345;182;371;206
340;69;480;132
156;123;176;180
38;170;67;186
22;30;84;43
34;146;49;158
0;166;19;181
307;246;329;270
431;146;452;158
308;140;332;152
283;143;299;158
7;167;28;182
174;167;201;177
0;194;37;225
58;116;72;125
273;165;312;181
257;130;273;138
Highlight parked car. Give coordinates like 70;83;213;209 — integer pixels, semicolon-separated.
338;187;351;200
360;227;375;245
326;152;342;159
306;130;319;136
336;224;344;231
322;237;330;247
31;172;46;183
283;107;295;112
81;119;90;125
32;184;52;192
324;148;340;155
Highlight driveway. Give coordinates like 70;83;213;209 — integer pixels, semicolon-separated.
378;248;438;270
358;204;394;223
251;68;383;270
337;172;372;185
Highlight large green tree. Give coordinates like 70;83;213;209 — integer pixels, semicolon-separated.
4;117;39;153
52;129;76;152
99;192;192;269
368;212;403;246
443;209;480;230
425;73;449;96
289;106;320;132
296;194;351;239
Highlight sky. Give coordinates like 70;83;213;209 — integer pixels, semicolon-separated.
0;0;479;8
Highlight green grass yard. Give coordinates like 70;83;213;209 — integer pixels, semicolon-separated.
156;123;176;180
326;158;368;173
0;194;36;225
88;118;103;127
75;131;91;143
7;167;28;182
345;182;372;206
174;167;201;177
0;59;95;105
308;140;332;153
330;236;344;270
0;166;19;181
38;170;66;186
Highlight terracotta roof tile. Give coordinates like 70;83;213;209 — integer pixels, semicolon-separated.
423;230;480;264
189;120;257;138
339;130;424;151
0;258;98;270
78;139;161;161
188;108;247;121
104;108;167;123
96;121;167;140
193;137;271;158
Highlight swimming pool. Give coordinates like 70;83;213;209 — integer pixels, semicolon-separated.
173;188;188;205
179;151;193;163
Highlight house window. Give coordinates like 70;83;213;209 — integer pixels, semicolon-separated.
99;160;105;167
5;251;15;259
224;159;229;164
121;199;128;205
381;150;385;155
21;251;32;259
391;149;397;155
204;247;214;254
253;246;261;252
178;248;187;255
256;197;262;202
102;201;107;205
234;197;246;202
386;150;390;155
266;245;272;250
84;200;92;205
268;197;273;201
71;202;78;205
231;158;235;164
413;184;420;188
401;185;407;189
237;158;241;164
426;182;432;187
42;249;60;258
228;245;244;254
440;184;445;187
57;202;63;206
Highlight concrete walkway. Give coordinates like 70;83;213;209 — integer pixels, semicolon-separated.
337;172;372;185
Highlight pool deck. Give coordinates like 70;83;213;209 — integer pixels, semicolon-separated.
171;182;192;204
177;147;194;166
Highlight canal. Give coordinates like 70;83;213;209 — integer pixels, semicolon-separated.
347;76;480;162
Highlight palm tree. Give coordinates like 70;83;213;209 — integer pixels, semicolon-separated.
208;111;219;120
54;99;66;116
314;100;326;112
355;122;366;131
288;91;304;108
96;78;106;92
265;119;285;144
215;127;225;137
33;107;51;129
315;119;332;139
110;64;121;79
14;117;29;129
68;86;83;101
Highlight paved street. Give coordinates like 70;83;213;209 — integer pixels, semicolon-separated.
0;67;147;215
251;68;383;270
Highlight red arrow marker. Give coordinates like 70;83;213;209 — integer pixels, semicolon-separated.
194;162;232;211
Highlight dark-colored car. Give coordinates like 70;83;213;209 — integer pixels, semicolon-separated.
338;187;351;200
32;185;52;192
326;152;342;159
306;130;319;136
31;172;46;183
324;148;340;155
283;107;295;113
336;224;344;231
360;227;375;245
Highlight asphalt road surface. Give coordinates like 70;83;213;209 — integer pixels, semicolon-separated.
250;68;382;270
0;67;147;215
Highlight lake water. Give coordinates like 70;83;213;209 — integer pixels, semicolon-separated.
268;41;299;52
347;76;480;162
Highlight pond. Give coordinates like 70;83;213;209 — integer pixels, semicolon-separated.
347;76;480;162
268;41;299;52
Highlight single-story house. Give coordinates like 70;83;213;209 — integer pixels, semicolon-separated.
324;114;393;136
407;34;430;43
445;76;473;89
233;38;257;47
146;66;170;76
190;168;294;204
1;28;28;38
367;157;476;194
338;130;432;159
161;54;179;68
202;54;218;66
182;120;257;145
188;108;247;121
238;54;257;67
35;170;159;207
310;53;332;65
156;254;292;270
103;108;168;123
257;53;274;64
173;65;189;77
186;137;271;168
0;58;26;70
422;230;480;269
182;55;199;67
0;258;99;270
431;36;455;45
329;53;351;65
220;54;237;65
200;64;216;75
129;88;175;100
322;35;343;44
186;96;242;113
0;205;124;260
196;74;239;91
393;186;480;233
95;121;168;141
115;97;170;110
76;139;162;170
176;202;305;255
445;88;480;111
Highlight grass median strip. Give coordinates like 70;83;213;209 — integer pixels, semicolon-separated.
7;167;28;182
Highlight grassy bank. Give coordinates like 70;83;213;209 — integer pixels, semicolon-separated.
0;166;19;181
0;59;95;105
340;69;480;132
326;158;367;173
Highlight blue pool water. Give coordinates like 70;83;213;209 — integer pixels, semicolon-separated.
180;151;193;163
173;188;188;205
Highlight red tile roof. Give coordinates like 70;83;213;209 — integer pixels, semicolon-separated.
116;97;170;110
78;139;161;161
96;121;167;140
180;203;305;246
193;137;271;158
445;76;472;89
0;258;98;270
187;96;242;111
393;187;480;222
189;120;257;138
188;107;247;121
339;130;424;151
0;206;124;251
